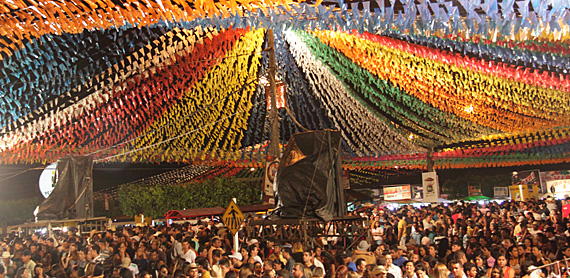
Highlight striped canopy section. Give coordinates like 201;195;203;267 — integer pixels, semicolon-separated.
0;0;569;172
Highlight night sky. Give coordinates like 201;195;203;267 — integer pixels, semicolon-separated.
2;161;569;202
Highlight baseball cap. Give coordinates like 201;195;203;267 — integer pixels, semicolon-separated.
228;252;243;261
249;239;259;245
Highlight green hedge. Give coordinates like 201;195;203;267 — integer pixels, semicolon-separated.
118;177;262;218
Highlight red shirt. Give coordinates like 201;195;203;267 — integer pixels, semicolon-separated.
562;204;570;218
452;213;461;224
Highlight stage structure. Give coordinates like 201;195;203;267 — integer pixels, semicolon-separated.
35;156;94;220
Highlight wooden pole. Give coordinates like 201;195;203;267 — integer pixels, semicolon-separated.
427;148;434;172
267;29;279;158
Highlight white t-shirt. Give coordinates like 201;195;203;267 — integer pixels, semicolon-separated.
181;249;196;263
388;264;402;278
314;258;326;277
422;219;433;230
371;226;384;241
127;263;139;278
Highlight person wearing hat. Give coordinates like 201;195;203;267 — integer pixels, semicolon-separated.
186;263;200;278
228;252;243;269
1;250;12;271
353;241;375;265
370;265;392;278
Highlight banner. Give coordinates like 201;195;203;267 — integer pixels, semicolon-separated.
422;172;439;203
384;185;411;201
510;185;523;201
512;170;543;193
509;184;539;201
412;185;423;201
494;187;509;199
546;179;570;199
264;158;279;203
468;183;482;196
544;171;570;199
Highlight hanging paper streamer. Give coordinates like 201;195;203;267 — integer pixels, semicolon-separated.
0;0;569;172
128;28;265;163
285;30;422;155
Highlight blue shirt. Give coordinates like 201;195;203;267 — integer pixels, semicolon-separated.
393;257;407;268
347;261;357;272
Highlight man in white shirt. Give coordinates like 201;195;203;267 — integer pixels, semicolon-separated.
380;255;401;278
302;248;326;277
181;238;197;263
449;260;466;278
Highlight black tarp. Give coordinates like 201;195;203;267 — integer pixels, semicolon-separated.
36;156;94;220
271;130;345;221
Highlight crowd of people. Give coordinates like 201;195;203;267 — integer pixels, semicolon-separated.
2;197;570;278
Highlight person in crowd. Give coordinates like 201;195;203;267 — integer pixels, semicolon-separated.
335;266;349;278
3;199;570;278
449;260;465;278
340;251;356;273
433;264;449;278
474;254;489;278
489;267;502;278
355;259;366;278
402;261;416;278
293;263;306;278
463;262;476;278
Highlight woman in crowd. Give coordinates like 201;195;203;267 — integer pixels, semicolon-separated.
506;247;521;276
490;267;503;278
495;255;514;278
1;199;570;278
433;264;449;278
33;264;48;278
403;261;416;278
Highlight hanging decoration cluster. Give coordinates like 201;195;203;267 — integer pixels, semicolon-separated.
0;0;569;173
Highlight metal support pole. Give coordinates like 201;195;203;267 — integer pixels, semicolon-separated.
233;198;239;253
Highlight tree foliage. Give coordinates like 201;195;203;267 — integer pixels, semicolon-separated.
118;177;262;218
0;197;43;224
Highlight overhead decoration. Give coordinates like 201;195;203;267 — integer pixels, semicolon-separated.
284;30;422;155
0;0;569;176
